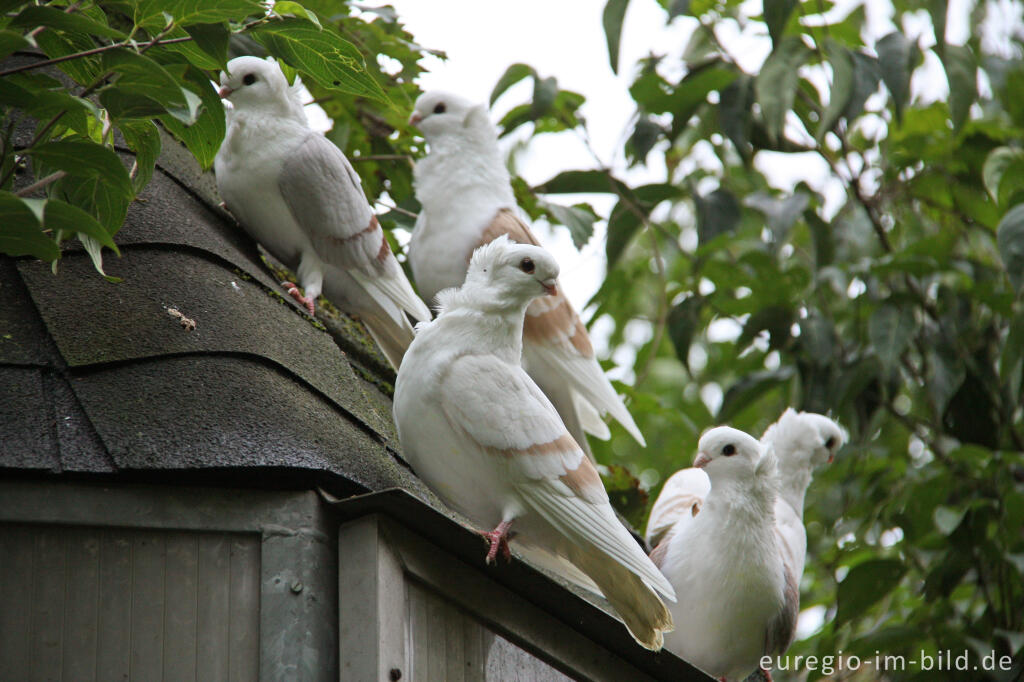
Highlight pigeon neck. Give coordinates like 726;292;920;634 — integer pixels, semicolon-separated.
418;127;513;199
704;472;776;524
775;465;811;516
446;303;526;361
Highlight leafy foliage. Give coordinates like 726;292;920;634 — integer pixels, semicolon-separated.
0;0;433;277
486;1;1023;678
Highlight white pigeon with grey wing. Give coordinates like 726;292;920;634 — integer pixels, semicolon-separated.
214;56;431;369
650;427;797;681
407;90;644;456
393;236;675;651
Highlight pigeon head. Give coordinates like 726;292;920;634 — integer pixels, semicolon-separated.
219;56;293;111
462;235;560;307
801;412;847;465
409;90;490;139
692;427;762;478
766;409;848;469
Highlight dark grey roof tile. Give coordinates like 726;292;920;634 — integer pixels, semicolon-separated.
16;249;393;444
0;367;59;471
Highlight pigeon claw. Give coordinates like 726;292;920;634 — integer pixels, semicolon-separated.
480;520;514;565
282;282;316;316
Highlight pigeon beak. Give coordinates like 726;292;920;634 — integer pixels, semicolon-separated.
408;111;423;127
693;452;712;468
541;278;557;296
218;85;234;99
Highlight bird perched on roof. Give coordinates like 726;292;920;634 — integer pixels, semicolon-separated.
393;236;675;650
760;409;847;583
649;427;797;680
406;90;644;456
214;56;431;369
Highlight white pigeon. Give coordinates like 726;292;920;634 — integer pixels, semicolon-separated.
760;409;847;583
651;427;797;681
393;236;675;650
214;56;431;369
407;90;644;455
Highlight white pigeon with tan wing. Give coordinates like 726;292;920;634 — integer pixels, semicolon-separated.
407;90;643;454
214;56;430;369
651;427;798;680
393;236;675;650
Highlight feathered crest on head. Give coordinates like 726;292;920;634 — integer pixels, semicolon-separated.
468;233;514;273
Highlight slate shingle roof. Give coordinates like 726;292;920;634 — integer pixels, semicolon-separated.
1;62;426;497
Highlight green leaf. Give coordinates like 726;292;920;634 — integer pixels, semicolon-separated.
817;41;854;141
738;305;794;350
271;1;322;29
933;505;967;535
158;66;224;171
836;558;906;625
34;28;102;84
668;297;702;368
940;44;976;133
876;31;919;125
160;23;231;71
535;169;630;196
997;204;1024;295
694;187;740;246
100;49;201;125
718;74;754;161
844;51;882;121
1000;309;1024;391
0;192;60;261
983;146;1024;207
606;199;643;268
9;5;127;39
669;65;738;138
0;30;30;61
78;233;122;283
764;0;798;47
118;119;161;193
541;201;597;249
134;0;262;29
51;174;130;234
29;139;132;198
868;303;915;377
717;367;795;422
44;198;118;251
490;63;536;106
754;36;812;143
253;18;388;103
603;0;630;74
531;75;558;117
626;116;663;166
929;0;948;54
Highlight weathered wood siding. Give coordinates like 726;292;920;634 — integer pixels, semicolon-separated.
406;580;573;682
0;523;260;682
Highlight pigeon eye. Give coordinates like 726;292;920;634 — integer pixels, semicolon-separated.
722;444;736;456
243;73;257;86
519;257;535;274
433;102;446;114
825;436;837;449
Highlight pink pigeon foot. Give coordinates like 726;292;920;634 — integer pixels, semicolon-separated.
761;668;774;682
480;520;513;564
282;281;315;315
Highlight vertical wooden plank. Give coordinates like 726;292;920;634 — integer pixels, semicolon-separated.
196;534;230;681
63;528;100;682
444;601;465;682
129;532;165;682
338;517;406;682
426;590;447;682
96;531;132;680
0;525;35;680
31;528;66;682
408;581;430;682
228;535;260;682
462;613;488;682
162;533;198;682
